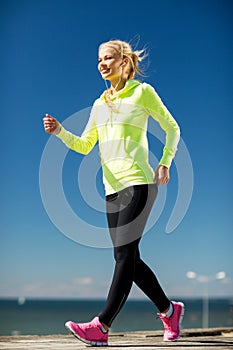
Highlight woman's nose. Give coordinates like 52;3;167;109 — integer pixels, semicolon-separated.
99;62;107;70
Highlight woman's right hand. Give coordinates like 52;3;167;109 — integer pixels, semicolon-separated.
43;114;61;135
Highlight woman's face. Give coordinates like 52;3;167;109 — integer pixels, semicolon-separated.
98;45;124;82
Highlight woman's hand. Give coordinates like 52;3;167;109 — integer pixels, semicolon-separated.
154;165;170;186
43;114;61;135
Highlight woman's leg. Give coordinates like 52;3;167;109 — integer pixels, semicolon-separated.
99;239;141;327
99;184;158;327
134;250;170;312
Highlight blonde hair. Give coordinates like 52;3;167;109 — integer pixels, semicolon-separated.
99;39;147;109
99;39;147;80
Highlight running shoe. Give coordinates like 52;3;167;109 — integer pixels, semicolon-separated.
157;301;185;341
65;316;108;346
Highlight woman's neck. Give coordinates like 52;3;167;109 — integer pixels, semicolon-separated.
110;78;127;94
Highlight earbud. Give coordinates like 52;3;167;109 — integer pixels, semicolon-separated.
120;61;126;67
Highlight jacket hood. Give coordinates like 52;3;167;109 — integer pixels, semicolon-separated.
99;79;141;101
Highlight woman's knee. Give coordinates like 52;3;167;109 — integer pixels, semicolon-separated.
114;241;139;262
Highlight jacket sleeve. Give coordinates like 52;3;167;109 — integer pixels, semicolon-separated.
56;105;98;155
142;83;180;168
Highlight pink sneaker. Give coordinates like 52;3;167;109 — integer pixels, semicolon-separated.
65;316;108;346
158;301;184;341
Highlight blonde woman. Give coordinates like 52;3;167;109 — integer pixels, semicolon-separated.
43;39;184;346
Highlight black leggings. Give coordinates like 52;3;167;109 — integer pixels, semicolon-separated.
98;184;170;327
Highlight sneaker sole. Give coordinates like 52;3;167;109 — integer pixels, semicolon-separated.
163;302;185;342
65;322;108;347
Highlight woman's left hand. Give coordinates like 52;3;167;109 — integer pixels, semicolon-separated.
154;165;170;186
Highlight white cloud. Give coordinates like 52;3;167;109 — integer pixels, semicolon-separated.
0;277;107;299
72;277;93;285
0;276;232;299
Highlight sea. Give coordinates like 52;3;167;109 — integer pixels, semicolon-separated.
0;298;232;336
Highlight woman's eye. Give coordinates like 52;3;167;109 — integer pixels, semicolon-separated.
98;56;113;64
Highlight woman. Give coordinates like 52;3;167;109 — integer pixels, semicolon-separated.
43;39;184;346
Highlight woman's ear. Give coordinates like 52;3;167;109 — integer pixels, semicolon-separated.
121;58;130;67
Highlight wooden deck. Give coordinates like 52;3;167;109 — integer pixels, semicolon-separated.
1;328;233;349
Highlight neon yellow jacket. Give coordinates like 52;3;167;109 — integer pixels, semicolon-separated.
57;80;180;194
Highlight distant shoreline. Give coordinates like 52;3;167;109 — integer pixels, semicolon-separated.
1;296;233;301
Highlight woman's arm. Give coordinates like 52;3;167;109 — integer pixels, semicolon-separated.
43;109;98;155
142;83;180;185
143;83;180;161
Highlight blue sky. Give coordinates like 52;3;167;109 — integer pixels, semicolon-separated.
0;0;232;300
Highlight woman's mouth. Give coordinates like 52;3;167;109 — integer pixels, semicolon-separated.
101;68;110;75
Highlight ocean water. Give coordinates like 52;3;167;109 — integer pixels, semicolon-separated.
0;298;232;336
